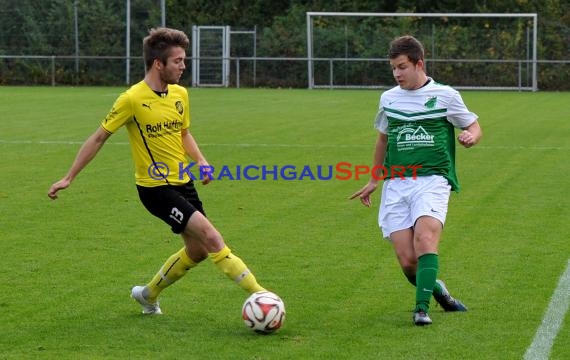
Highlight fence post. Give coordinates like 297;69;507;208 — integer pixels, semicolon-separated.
329;59;333;89
236;58;240;88
51;56;56;86
518;60;522;91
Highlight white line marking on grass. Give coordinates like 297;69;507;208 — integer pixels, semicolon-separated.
0;139;567;150
524;259;570;360
0;139;368;148
201;143;370;148
477;145;565;150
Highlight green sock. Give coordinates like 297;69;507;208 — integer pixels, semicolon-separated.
415;253;439;313
406;272;444;297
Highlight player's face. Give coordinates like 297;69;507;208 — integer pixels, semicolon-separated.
159;46;186;84
390;54;424;90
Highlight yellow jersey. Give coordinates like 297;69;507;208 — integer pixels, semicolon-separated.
101;80;190;187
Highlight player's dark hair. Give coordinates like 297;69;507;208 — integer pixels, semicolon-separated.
389;35;424;65
143;27;189;72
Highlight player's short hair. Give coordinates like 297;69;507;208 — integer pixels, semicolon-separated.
143;27;190;71
389;35;424;65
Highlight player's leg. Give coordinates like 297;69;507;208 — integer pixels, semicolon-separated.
379;180;432;323
388;205;465;317
144;244;206;302
183;211;265;294
132;184;205;314
413;215;443;316
133;232;217;313
131;246;202;314
392;233;448;299
390;228;431;325
390;228;417;285
400;175;452;324
411;177;467;312
408;175;453;318
411;219;468;313
390;226;463;317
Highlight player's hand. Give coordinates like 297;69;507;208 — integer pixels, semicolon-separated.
457;130;476;148
349;181;378;207
198;160;214;185
48;178;71;200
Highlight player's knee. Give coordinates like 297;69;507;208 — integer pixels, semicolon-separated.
185;213;225;249
414;231;438;248
202;228;225;250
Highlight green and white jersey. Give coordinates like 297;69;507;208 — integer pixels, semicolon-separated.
374;79;477;191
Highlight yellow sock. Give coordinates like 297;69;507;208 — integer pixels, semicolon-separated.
146;247;197;302
210;246;265;294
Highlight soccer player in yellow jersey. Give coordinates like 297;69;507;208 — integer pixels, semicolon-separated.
48;27;266;315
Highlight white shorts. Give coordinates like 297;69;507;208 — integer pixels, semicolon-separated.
378;175;451;239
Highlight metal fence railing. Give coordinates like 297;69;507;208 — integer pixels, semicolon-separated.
1;55;569;91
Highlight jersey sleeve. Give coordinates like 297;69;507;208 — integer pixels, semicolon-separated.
101;91;133;134
182;88;190;130
446;92;478;129
374;96;389;134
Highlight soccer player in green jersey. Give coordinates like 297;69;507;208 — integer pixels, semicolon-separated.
350;35;482;326
48;28;266;315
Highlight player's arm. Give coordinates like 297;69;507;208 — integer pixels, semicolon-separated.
457;120;482;148
181;128;212;185
349;132;388;207
48;127;111;199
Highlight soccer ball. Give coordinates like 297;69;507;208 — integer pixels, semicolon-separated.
242;291;285;334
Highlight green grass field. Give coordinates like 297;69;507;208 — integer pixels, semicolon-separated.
1;87;569;359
